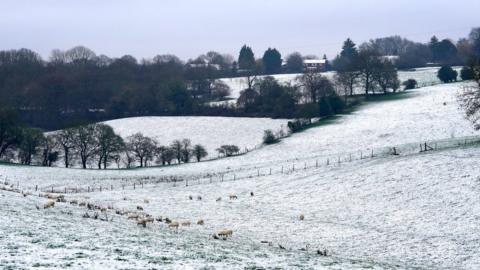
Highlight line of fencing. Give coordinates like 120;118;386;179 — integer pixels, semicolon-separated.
2;135;478;195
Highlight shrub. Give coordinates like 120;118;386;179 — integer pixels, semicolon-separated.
437;66;458;83
460;66;475;81
287;119;311;133
262;129;278;145
402;79;417;90
216;145;240;157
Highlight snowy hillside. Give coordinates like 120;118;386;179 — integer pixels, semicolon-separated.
219;67;462;102
103;116;289;157
1;81;479;269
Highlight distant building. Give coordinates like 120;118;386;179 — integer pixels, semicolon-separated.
380;55;399;64
187;58;220;70
303;59;327;72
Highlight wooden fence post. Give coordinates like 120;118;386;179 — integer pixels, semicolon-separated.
133;183;136;190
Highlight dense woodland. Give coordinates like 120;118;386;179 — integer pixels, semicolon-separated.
0;28;478;130
1;28;480;168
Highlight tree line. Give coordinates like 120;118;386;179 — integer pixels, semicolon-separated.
0;113;248;168
1;28;478;130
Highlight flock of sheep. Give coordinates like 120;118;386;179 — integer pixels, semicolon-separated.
1;180;327;256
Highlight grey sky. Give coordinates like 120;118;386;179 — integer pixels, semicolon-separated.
1;0;479;61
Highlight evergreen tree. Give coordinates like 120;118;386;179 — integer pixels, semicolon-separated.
340;38;359;60
262;48;282;74
238;45;255;70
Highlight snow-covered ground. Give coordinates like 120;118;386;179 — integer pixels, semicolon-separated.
103;116;289;157
1;81;479;269
219;67;462;102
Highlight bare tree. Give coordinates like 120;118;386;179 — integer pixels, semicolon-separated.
459;66;480;129
65;46;96;65
54;128;75;168
334;71;360;100
40;135;58;167
358;49;382;95
71;124;98;169
95;124;124;169
372;59;400;94
216;145;240;157
171;139;183;164
181;139;193;163
18;127;44;165
298;71;335;103
193;144;208;162
126;133;156;167
155;145;175;165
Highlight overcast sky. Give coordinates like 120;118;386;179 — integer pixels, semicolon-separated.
1;0;479;61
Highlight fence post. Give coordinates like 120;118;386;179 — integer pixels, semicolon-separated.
234;174;236;181
100;186;102;192
88;186;90;192
349;154;352;162
304;162;306;170
210;176;212;183
64;187;66;193
134;183;136;190
111;185;113;191
186;179;188;187
292;164;295;171
257;170;260;176
35;185;38;192
221;174;224;182
51;186;53;193
316;160;318;168
371;149;374;158
327;158;329;165
269;168;272;175
360;151;363;159
281;166;283;173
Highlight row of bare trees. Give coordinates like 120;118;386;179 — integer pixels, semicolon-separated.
0;114;216;169
54;127;211;169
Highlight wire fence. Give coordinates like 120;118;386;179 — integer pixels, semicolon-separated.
2;135;479;196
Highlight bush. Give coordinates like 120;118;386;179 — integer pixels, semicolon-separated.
460;66;475;81
216;145;240;157
437;66;458;83
402;79;417;90
262;129;278;145
287;119;311;133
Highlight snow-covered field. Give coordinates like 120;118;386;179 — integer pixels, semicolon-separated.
219;67;462;102
1;81;479;269
103;116;289;157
